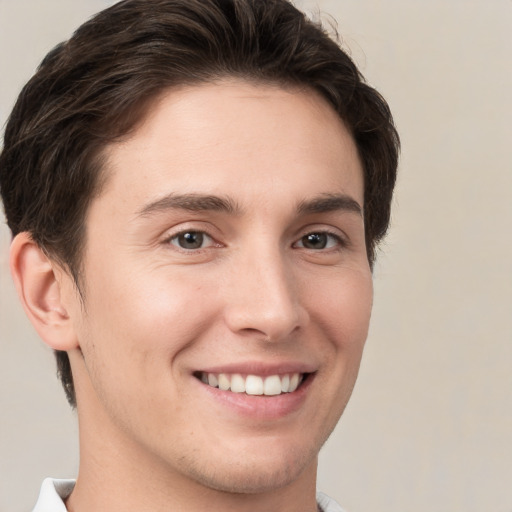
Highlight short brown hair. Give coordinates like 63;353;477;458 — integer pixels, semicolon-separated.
0;0;399;407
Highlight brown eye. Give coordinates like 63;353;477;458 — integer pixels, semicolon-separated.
302;233;328;249
170;231;212;250
295;232;342;250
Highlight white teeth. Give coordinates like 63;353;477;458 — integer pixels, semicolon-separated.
245;375;264;395
289;373;300;392
263;375;282;396
281;374;290;392
230;374;245;393
218;373;230;391
208;374;218;388
200;372;304;396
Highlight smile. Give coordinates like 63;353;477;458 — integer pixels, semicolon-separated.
196;372;305;396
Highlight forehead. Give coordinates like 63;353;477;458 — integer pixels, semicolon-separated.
95;80;363;217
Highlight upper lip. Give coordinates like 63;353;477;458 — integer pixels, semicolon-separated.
195;361;317;377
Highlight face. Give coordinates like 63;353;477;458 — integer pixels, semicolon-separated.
66;81;373;494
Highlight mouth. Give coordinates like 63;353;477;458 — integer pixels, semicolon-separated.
194;371;309;396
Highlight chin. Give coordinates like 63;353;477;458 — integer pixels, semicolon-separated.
183;444;317;495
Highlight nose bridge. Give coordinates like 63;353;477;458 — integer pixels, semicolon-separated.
224;240;304;340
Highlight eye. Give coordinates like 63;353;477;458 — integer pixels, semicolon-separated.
168;231;215;250
294;232;343;250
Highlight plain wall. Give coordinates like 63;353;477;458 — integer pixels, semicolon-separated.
1;1;511;511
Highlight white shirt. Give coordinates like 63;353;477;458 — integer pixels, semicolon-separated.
33;478;346;512
32;479;74;512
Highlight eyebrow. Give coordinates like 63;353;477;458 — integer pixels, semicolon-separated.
137;193;242;217
297;194;363;216
136;192;362;219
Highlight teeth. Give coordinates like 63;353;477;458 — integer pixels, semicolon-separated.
246;375;264;395
263;375;282;396
289;373;300;393
199;372;304;396
230;374;245;393
281;374;290;393
218;373;230;391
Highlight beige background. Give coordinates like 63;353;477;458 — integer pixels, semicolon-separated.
1;1;511;511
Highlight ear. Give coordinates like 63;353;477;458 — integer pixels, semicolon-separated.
10;232;79;351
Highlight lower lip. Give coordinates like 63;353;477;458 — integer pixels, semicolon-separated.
196;374;314;420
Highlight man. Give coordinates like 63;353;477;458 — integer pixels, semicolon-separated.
0;0;399;510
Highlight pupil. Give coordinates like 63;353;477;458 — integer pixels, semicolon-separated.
303;233;327;249
179;232;203;249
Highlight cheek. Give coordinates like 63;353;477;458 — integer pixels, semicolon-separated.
306;267;373;351
73;272;222;425
81;260;230;375
302;269;373;445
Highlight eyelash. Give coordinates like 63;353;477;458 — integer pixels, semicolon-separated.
164;228;347;252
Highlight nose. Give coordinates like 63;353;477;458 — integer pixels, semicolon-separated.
222;247;308;342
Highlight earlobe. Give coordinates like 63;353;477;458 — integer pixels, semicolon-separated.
10;232;79;351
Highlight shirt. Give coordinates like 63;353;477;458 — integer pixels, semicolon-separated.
32;478;347;512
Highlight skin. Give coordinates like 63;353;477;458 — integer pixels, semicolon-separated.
11;81;373;512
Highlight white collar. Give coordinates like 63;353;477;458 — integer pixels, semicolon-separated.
32;478;75;512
